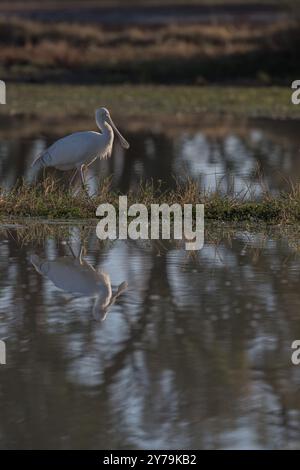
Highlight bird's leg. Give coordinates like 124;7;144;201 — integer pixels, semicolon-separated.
67;242;77;258
69;168;78;187
79;246;85;265
79;164;94;201
80;164;86;188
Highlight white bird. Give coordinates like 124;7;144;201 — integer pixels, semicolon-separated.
31;107;129;186
30;248;128;321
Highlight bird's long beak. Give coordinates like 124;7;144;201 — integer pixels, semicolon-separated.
108;116;130;149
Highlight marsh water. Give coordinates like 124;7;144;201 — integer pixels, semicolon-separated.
0;3;288;26
1;117;300;196
1;114;300;450
1;223;300;449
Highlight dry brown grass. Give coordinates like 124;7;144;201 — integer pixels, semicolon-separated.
0;176;300;223
0;19;288;59
0;17;299;83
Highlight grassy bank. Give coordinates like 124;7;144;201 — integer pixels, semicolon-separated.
0;16;299;85
2;84;299;120
1;178;300;223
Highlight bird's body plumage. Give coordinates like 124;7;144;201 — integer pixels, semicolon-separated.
31;107;129;186
32;127;113;172
30;252;128;320
31;254;111;297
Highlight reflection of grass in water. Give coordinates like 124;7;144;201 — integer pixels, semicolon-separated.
0;176;300;222
1;84;299;120
2;218;300;261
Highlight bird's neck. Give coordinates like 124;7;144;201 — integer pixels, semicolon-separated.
96;119;113;136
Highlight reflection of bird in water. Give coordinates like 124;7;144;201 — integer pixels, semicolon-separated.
31;107;129;187
30;247;127;321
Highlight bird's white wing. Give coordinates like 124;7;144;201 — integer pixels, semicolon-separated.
47;131;102;169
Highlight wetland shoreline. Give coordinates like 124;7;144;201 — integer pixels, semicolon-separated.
0;178;299;223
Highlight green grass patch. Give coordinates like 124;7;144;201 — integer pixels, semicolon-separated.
2;84;299;120
1;177;300;223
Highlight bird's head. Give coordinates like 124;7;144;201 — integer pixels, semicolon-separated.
95;107;130;149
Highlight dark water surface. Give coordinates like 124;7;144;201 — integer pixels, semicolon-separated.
0;3;288;26
0;223;300;449
0;117;299;197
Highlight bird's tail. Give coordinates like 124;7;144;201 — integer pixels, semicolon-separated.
31;151;51;172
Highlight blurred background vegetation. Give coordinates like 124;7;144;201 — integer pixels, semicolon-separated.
0;0;299;85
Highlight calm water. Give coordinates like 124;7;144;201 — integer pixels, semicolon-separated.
0;4;287;25
1;223;300;449
1;117;300;196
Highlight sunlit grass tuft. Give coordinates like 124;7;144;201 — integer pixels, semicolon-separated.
1;176;300;223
